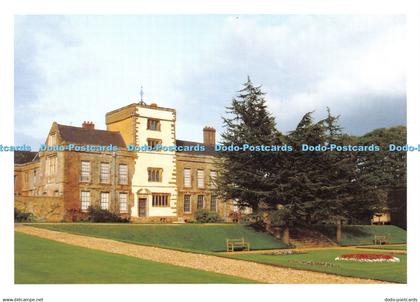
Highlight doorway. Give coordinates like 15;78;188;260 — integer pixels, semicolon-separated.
138;198;147;217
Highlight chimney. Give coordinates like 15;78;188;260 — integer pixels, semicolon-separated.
82;121;95;130
203;126;216;146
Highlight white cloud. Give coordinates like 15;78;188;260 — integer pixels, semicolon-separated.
176;15;406;136
15;15;406;147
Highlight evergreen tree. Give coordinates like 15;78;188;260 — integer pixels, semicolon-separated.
316;110;357;221
275;111;327;226
354;126;407;221
217;77;281;211
275;110;359;232
218;78;406;238
316;110;360;240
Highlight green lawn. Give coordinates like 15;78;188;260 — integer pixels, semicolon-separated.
358;244;407;251
314;225;407;246
15;232;255;284
226;248;406;283
29;223;287;252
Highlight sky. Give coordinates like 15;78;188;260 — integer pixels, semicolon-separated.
15;15;406;148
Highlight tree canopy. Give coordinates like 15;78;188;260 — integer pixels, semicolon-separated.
217;77;282;211
218;78;407;227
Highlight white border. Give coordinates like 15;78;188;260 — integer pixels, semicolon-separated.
0;1;419;302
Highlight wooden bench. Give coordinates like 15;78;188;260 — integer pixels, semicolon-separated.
373;235;390;245
226;238;250;252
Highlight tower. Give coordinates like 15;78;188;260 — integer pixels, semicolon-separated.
106;102;178;221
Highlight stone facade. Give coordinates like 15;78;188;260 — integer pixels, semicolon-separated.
14;159;40;197
176;152;231;222
106;103;179;221
15;196;64;222
14;122;136;221
15;101;237;223
60;150;135;220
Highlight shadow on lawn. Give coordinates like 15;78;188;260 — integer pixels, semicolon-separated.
313;225;371;238
246;222;267;233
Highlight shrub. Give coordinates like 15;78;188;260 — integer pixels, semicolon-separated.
194;209;221;223
228;211;249;223
246;211;267;231
66;208;89;222
14;208;34;222
87;207;130;223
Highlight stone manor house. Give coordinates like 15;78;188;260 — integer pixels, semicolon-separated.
14;101;236;222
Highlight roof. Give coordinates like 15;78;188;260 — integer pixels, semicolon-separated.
14;151;38;164
176;139;216;156
57;124;126;148
105;102;176;117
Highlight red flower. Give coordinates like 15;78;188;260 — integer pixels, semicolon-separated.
340;253;393;260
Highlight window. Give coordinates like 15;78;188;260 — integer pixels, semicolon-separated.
152;194;169;207
147;119;161;131
100;192;109;210
24;172;29;185
147;138;162;149
81;191;90;211
47;134;56;146
183;168;191;187
33;170;37;188
210;171;217;188
100;162;110;183
50;157;56;176
46;156;57;177
210;195;218;212
119;164;128;184
197;195;205;209
148;168;162;182
119;192;128;213
197;169;205;189
80;161;91;182
184;195;191;213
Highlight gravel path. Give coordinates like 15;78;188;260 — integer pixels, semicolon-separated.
15;224;386;284
230;246;406;255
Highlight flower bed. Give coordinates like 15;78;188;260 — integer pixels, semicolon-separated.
264;250;305;256
335;253;400;263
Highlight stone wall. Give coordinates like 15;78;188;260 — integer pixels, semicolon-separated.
62;151;135;216
176;153;232;221
14;161;41;196
131;216;178;224
15;196;65;222
106;104;137;145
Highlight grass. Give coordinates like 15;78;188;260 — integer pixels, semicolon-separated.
29;223;287;252
15;232;256;284
314;225;407;246
357;244;407;251
225;248;406;283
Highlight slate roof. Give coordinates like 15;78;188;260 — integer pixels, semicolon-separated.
57;124;126;148
14;151;38;164
175;139;216;156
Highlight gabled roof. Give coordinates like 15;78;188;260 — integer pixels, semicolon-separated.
57;124;126;148
14;151;38;164
176;139;216;156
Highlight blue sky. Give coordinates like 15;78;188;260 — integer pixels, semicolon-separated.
15;15;406;148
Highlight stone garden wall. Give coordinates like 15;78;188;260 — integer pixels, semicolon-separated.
15;196;64;222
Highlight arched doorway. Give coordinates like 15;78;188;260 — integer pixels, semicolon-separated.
135;188;151;217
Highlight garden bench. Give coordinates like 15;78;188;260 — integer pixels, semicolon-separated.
373;235;390;245
226;238;250;252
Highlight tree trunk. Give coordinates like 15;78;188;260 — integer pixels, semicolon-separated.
281;227;290;245
336;219;342;243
